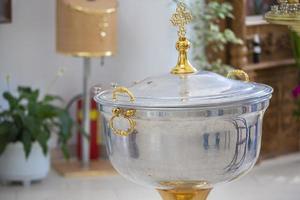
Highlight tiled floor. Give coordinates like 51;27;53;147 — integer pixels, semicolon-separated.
1;154;300;200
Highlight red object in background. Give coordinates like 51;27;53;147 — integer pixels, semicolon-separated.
77;99;100;160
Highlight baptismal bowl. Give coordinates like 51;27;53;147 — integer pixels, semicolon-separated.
95;71;272;192
94;3;273;200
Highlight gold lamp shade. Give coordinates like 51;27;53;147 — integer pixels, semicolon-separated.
56;0;117;57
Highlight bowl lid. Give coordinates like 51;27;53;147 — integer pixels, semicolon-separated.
95;71;273;109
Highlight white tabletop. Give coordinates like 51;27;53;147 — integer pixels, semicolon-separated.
1;153;300;200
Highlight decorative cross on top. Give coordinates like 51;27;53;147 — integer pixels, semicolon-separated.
171;2;193;38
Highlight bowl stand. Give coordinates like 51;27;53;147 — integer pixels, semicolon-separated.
158;189;211;200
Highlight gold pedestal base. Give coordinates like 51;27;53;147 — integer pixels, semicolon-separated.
158;188;211;200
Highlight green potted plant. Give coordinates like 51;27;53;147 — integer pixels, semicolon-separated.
0;86;74;185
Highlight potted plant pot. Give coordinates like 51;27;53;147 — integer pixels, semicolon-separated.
0;142;50;185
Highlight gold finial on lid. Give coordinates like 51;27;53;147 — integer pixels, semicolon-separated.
170;2;197;75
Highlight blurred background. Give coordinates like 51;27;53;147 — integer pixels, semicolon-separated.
0;0;300;200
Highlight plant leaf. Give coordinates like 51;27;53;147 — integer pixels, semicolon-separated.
0;124;9;155
36;130;49;156
3;92;18;111
22;130;32;158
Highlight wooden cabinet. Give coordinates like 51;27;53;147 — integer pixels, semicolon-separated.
228;0;300;158
254;66;299;158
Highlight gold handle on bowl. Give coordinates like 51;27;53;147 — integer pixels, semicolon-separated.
112;87;135;102
110;87;136;137
227;70;250;82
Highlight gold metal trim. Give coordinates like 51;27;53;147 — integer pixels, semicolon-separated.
112;87;135;102
227;70;250;82
109;87;136;137
171;37;198;75
57;50;115;58
158;188;212;200
109;108;136;137
170;2;197;75
265;0;300;34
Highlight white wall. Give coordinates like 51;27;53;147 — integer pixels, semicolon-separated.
0;0;179;105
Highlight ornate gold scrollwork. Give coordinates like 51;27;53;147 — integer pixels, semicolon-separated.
227;70;250;82
109;87;136;137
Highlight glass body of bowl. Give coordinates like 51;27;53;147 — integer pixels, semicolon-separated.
100;99;269;190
